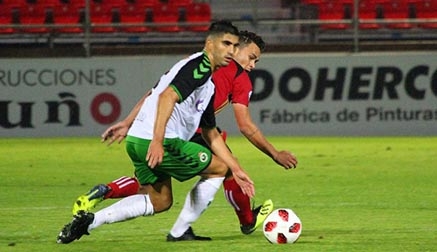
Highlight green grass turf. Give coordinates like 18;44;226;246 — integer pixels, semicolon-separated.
1;136;436;252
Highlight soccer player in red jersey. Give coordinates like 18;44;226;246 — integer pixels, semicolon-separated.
71;31;298;241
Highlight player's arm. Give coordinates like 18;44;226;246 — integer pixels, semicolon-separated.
202;126;255;198
146;86;180;168
101;90;151;145
200;98;254;197
232;103;298;169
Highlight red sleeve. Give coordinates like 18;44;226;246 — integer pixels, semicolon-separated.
229;71;252;107
212;61;235;112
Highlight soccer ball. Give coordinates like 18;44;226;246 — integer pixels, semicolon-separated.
263;208;302;244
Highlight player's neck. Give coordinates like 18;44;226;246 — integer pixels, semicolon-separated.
202;49;216;72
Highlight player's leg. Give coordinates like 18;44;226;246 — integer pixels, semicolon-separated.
223;174;253;226
224;173;273;234
167;156;227;241
72;176;140;215
167;140;227;241
105;176;140;198
190;129;271;235
58;138;170;243
87;137;175;224
88;179;172;230
57;179;171;244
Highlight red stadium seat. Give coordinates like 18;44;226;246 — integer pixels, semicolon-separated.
36;0;62;7
69;0;86;8
415;0;437;29
381;0;413;29
18;4;50;33
0;5;16;34
167;0;192;8
0;0;27;8
317;1;351;30
365;0;384;2
152;3;181;32
184;3;211;32
119;3;151;32
128;0;159;8
90;3;116;33
101;0;126;8
357;0;382;29
365;0;391;4
52;4;84;33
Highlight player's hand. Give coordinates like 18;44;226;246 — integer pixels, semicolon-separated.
274;150;298;170
101;121;130;146
146;140;164;168
232;170;255;198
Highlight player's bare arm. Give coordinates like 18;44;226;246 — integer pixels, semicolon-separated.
146;87;179;168
232;103;298;169
201;127;255;198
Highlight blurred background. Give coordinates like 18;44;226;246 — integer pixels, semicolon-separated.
1;0;436;57
1;0;436;138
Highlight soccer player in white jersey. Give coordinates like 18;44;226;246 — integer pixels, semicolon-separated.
68;31;298;241
57;20;255;244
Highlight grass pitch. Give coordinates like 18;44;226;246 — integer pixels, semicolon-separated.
1;136;436;252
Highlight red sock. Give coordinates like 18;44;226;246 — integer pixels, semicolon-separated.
104;176;140;199
221;130;227;142
223;178;253;226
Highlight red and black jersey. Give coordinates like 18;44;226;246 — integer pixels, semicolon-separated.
212;59;253;114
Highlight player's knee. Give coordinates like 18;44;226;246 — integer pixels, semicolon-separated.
203;156;229;177
149;194;173;213
154;201;173;213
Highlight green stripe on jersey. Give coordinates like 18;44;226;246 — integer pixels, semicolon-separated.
193;54;211;79
169;84;183;102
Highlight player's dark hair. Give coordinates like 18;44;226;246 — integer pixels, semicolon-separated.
239;31;266;52
207;20;239;38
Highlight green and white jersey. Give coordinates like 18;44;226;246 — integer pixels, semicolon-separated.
128;51;216;141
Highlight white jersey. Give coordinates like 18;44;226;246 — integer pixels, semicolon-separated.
128;51;216;141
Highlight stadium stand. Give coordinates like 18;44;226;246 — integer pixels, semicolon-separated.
119;3;151;33
357;0;382;29
101;0;126;8
1;0;437;56
184;2;211;32
131;0;160;8
167;0;192;8
0;5;15;34
0;0;28;8
415;0;437;29
18;3;50;33
317;1;352;30
89;2;117;33
380;0;413;29
52;3;84;33
36;0;62;7
151;3;181;32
